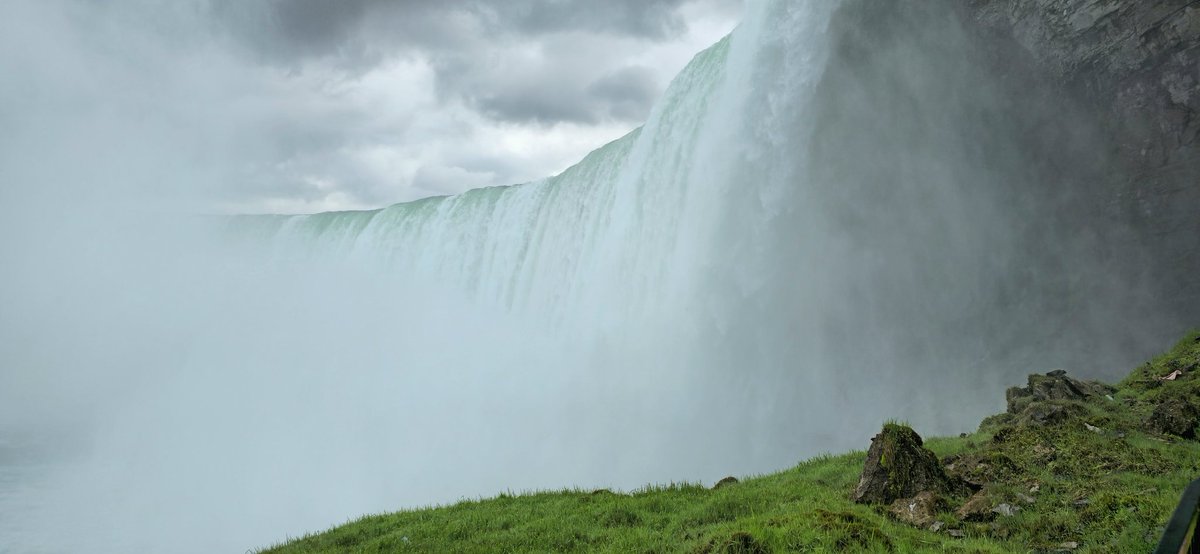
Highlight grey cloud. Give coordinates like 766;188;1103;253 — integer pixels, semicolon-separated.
207;0;706;126
587;65;660;121
477;85;602;125
211;0;697;65
21;0;739;213
495;0;689;39
472;64;661;125
411;164;497;197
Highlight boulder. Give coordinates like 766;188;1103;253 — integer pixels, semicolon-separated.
1147;395;1200;438
852;424;961;504
968;0;1200;319
888;491;947;527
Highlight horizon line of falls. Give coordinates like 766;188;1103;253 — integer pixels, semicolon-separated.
8;1;1191;552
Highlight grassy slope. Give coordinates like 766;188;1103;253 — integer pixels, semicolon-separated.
261;333;1200;553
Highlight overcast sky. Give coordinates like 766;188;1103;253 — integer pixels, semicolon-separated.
2;0;742;214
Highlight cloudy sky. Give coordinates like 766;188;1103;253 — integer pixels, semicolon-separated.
2;0;741;214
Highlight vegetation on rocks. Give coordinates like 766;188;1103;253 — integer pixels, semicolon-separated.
260;332;1200;553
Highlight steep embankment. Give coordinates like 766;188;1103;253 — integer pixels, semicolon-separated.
259;333;1200;553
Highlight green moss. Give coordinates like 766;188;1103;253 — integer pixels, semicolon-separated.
259;332;1200;553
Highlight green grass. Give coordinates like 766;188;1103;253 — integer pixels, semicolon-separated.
260;332;1200;553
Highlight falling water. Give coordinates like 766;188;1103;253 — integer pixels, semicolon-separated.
2;1;1189;552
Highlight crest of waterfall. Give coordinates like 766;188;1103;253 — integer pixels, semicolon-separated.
229;2;855;471
242;3;840;339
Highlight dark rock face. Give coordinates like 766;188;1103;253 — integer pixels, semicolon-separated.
965;0;1200;333
1006;371;1115;413
808;0;1199;399
1147;395;1200;437
853;424;961;504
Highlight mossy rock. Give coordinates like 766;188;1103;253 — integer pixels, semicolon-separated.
1005;370;1113;414
852;424;964;504
1147;393;1200;438
1014;400;1087;428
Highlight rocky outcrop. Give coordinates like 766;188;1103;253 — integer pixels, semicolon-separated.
853;424;964;504
812;0;1199;388
993;370;1115;428
1006;370;1114;413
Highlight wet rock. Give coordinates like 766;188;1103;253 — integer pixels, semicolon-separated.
888;491;947;527
1147;395;1200;438
853;424;962;504
956;490;996;522
713;476;739;489
1005;371;1114;414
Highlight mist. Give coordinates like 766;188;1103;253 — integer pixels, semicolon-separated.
2;0;1194;552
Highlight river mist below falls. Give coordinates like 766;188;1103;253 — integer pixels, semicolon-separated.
1;1;1195;552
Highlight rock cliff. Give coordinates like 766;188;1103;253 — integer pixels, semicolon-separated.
967;0;1200;324
806;0;1199;382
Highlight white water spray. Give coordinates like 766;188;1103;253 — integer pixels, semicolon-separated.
2;1;1185;552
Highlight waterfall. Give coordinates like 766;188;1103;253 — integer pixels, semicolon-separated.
230;1;853;470
6;1;1187;552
